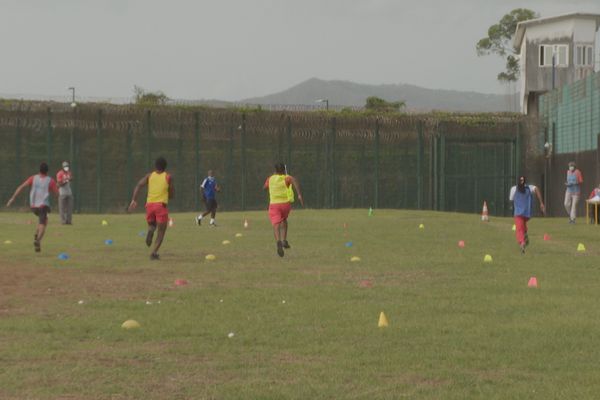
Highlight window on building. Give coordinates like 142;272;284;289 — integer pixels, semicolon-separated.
539;44;569;67
575;45;594;66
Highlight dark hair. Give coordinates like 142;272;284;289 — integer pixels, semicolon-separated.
39;163;49;174
155;157;167;171
518;175;526;193
274;162;286;174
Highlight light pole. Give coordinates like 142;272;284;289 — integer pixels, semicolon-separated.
68;87;76;107
316;98;329;111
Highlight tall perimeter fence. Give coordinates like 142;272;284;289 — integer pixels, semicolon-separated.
539;70;600;217
0;102;541;216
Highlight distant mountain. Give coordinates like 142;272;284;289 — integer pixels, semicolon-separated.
241;78;517;112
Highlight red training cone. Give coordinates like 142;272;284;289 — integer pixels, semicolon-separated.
543;233;550;241
527;277;538;288
458;240;465;248
481;201;489;222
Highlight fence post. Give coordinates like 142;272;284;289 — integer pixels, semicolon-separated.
515;122;522;175
374;119;380;208
126;123;133;202
286;115;292;169
146;110;152;169
46;107;53;167
15;108;22;188
417;120;424;209
96;109;103;213
241;113;247;211
194;112;200;211
330;117;337;208
439;132;446;211
176;111;183;211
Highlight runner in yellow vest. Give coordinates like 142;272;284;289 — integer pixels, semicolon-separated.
263;163;304;257
128;157;174;260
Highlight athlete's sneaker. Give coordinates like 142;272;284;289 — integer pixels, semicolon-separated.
276;241;284;257
283;240;290;249
146;230;154;247
196;216;202;226
34;239;41;253
520;243;526;254
150;253;160;261
210;222;217;228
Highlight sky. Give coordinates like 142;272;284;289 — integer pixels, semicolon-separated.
1;0;600;101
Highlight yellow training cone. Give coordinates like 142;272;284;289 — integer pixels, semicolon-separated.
101;220;108;226
378;311;389;328
350;256;361;262
205;254;217;261
4;240;12;245
512;224;516;231
418;224;425;229
222;240;231;245
121;320;140;329
484;254;493;263
235;233;243;238
577;243;586;252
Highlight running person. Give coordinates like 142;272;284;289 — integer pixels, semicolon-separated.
128;157;173;260
509;176;545;254
196;170;220;227
263;163;304;257
6;162;59;252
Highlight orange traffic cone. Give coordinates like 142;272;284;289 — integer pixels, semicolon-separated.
481;201;489;222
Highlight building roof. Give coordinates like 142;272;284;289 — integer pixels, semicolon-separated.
513;12;600;50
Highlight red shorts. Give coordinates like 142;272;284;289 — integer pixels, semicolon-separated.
146;202;169;224
268;203;291;225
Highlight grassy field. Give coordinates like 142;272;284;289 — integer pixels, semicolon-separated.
1;209;600;399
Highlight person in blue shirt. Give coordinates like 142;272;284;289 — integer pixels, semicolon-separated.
196;170;220;227
509;176;545;254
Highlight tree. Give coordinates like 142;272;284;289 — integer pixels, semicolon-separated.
133;85;169;106
476;8;539;82
364;96;406;112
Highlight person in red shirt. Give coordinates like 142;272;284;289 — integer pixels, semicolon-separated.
6;163;59;252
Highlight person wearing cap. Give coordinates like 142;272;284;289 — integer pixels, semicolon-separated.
564;161;583;224
56;161;74;225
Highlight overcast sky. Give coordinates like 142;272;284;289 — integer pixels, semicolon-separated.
1;0;600;101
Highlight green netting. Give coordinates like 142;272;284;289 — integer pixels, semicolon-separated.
540;71;600;154
0;104;526;216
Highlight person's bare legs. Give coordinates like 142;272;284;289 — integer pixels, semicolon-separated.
281;220;290;248
151;222;168;258
146;222;156;247
273;222;284;257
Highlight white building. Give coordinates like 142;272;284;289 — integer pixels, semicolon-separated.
514;12;600;114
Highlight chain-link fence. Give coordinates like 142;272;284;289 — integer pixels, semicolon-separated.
0;102;534;216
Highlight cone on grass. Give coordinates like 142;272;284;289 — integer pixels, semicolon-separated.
205;254;217;261
528;277;538;288
168;218;174;227
484;254;493;263
458;240;465;248
512;224;516;232
481;201;489;222
101;220;109;226
121;320;140;329
543;233;550;241
244;219;249;229
350;256;361;262
577;243;586;252
418;223;425;229
368;207;373;217
378;311;389;328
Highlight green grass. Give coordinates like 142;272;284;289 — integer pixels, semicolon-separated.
1;209;600;399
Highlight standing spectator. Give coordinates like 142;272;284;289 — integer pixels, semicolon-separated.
196;170;220;227
564;161;583;223
6;162;59;252
56;161;74;225
509;176;545;254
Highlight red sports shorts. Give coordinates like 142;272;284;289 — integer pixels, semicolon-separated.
268;202;291;225
146;202;169;224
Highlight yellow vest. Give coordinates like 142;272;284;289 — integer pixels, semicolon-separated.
269;174;293;204
147;171;170;204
